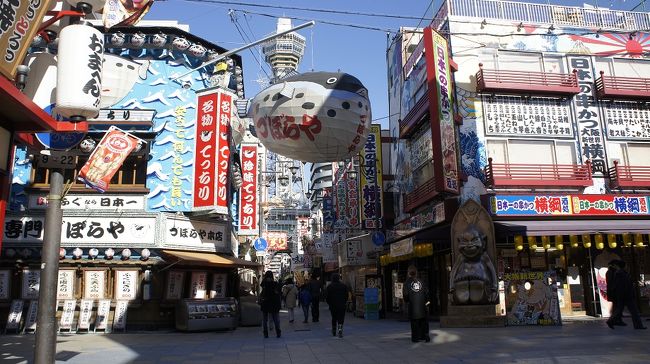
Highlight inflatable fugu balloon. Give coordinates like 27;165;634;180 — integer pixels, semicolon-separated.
249;72;371;163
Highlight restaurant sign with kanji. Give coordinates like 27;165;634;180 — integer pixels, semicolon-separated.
3;215;156;244
28;194;145;211
490;194;650;216
163;216;228;252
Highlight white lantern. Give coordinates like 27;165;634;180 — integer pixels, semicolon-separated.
140;248;151;261
73;247;83;259
121;248;131;260
59;248;67;259
249;72;371;162
172;37;190;51
151;32;167;47
23;52;58;108
105;248;115;259
187;43;206;58
130;32;146;47
56;24;104;121
89;248;99;259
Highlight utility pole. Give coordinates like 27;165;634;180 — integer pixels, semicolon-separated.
34;168;64;364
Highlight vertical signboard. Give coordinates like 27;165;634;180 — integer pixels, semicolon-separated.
57;270;75;300
0;270;10;300
193;90;219;210
24;300;38;332
322;190;335;233
22;269;40;300
78;299;94;330
95;299;111;331
568;56;607;175
84;270;106;299
216;91;232;214
333;162;348;229
115;270;138;301
190;271;207;299
165;271;185;300
359;124;384;229
238;143;258;235
0;0;53;80
192;88;232;214
424;27;459;193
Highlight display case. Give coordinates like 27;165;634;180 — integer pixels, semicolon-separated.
175;298;238;331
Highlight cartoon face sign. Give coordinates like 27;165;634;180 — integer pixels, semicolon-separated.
410;280;422;292
79;138;97;153
188;44;206;58
130;32;146;47
111;32;126;47
151;33;167;47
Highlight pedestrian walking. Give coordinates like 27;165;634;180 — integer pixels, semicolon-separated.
307;272;323;322
605;260;625;327
282;278;299;323
607;260;646;330
259;270;282;338
403;265;431;342
299;284;312;323
326;273;350;337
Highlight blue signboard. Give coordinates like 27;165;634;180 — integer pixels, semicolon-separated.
371;231;385;247
253;237;268;252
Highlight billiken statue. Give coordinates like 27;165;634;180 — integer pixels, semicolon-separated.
449;225;498;305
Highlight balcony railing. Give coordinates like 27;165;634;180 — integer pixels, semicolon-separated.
476;65;580;96
595;72;650;100
485;158;593;188
444;0;650;31
609;161;650;189
404;177;438;212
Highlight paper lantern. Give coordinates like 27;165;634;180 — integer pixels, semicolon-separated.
89;248;99;259
582;234;592;248
59;248;67;259
635;233;645;247
527;236;537;250
622;233;632;247
607;234;617;249
105;248;115;259
121;248;132;260
554;235;564;251
570;235;579;248
73;247;83;259
514;235;524;251
250;72;371;163
141;248;151;261
542;236;551;250
56;24;104;120
151;32;167;47
594;234;604;250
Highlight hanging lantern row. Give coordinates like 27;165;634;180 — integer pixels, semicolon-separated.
59;248;150;261
379;243;433;266
514;233;647;251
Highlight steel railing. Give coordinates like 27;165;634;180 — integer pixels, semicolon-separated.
485;158;593;188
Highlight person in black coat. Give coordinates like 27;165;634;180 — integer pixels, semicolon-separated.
326;273;350;337
307;272;323;322
259;270;282;338
605;260;625;327
402;265;430;342
607;260;647;330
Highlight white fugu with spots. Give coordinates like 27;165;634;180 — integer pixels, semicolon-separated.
249;72;371;163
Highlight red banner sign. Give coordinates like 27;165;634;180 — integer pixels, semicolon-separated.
78;126;141;192
238;144;258;235
216;92;232;214
193;90;219;209
265;231;288;251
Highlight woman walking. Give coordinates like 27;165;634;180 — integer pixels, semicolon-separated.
259;271;282;338
299;284;311;323
282;278;299;323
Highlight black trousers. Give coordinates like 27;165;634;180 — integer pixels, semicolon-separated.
609;298;644;328
311;299;320;322
410;318;430;341
331;308;345;328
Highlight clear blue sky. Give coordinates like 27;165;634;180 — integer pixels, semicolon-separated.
146;0;644;130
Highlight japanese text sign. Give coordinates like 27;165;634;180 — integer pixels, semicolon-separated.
359;125;384;229
490;194;650;216
238;144;258;235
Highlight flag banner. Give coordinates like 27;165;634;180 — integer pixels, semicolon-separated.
78;126;144;192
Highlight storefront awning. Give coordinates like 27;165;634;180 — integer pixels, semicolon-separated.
162;250;261;268
495;219;650;237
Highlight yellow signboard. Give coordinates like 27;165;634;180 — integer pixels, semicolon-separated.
0;0;54;80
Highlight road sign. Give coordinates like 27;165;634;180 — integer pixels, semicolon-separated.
253;237;268;251
371;231;385;247
35;151;77;169
35;104;86;150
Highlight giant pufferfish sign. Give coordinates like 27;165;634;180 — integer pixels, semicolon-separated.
249;72;371;163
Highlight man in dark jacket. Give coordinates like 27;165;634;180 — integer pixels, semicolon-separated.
259;270;282;338
402;265;430;342
605;260;625;327
307;272;323;322
608;260;647;330
326;273;350;337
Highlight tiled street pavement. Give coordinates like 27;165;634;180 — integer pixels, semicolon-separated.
1;311;649;364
